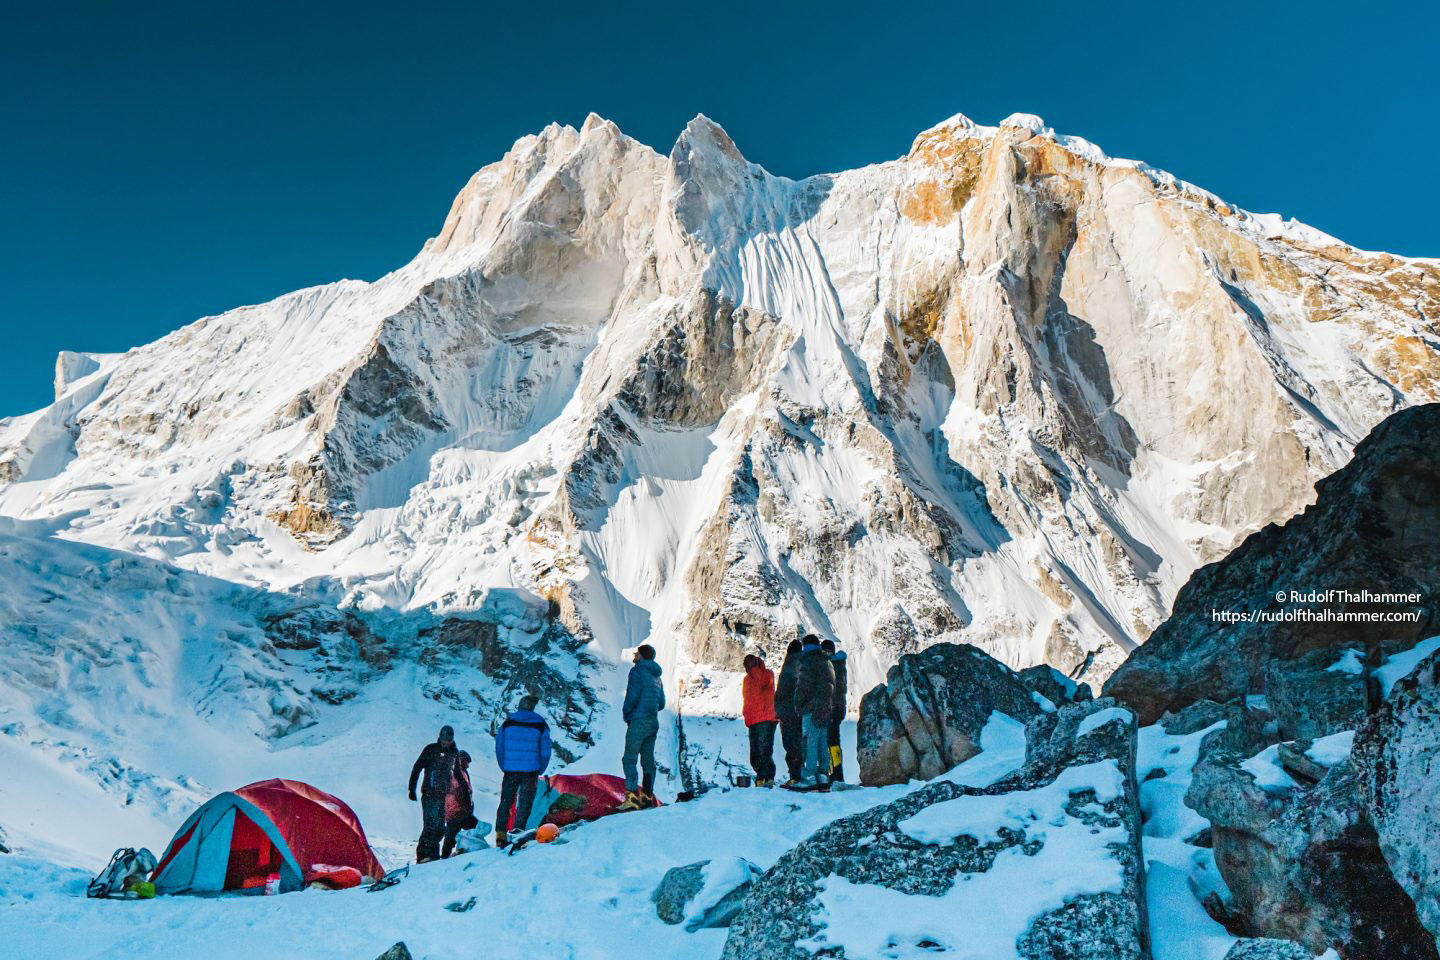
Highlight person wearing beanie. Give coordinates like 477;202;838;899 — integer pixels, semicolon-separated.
493;693;552;847
618;644;665;811
742;652;779;786
409;724;462;862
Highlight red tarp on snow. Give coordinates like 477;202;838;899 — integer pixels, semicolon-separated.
543;773;640;826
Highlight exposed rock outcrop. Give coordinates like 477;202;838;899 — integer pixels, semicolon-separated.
1106;403;1440;725
652;857;762;931
1187;732;1437;959
856;642;1041;785
1354;649;1440;942
722;698;1146;960
1020;663;1094;706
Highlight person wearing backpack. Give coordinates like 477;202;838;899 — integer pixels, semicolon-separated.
409;724;462;863
741;653;778;786
493;694;552;847
774;638;804;786
787;634;835;792
440;750;476;858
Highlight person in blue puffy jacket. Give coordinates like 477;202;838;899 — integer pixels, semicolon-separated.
493;694;552;847
618;644;665;811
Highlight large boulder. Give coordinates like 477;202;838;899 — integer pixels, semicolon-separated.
1105;404;1440;725
857;642;1040;785
722;698;1146;960
1354;648;1440;942
1187;734;1437;959
652;857;763;932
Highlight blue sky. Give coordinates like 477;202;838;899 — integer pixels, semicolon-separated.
2;0;1434;417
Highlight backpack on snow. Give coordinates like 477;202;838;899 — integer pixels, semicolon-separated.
87;847;158;899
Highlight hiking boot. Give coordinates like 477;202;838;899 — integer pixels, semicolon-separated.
494;832;509;849
617;790;645;812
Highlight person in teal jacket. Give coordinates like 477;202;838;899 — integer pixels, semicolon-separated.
618;644;664;810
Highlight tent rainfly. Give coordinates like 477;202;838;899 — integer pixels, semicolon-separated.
151;778;385;894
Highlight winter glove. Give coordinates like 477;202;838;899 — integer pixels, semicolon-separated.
409;790;417;802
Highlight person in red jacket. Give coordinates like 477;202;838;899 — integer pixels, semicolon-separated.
742;653;779;786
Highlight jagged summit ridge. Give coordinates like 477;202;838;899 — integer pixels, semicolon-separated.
1;109;1437;744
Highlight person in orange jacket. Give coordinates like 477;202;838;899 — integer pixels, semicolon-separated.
742;653;779;786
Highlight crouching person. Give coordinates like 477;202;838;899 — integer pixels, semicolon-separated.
494;694;552;848
441;750;475;858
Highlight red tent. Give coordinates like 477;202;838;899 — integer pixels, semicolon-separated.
151;779;385;894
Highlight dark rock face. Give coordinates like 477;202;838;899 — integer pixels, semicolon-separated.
1019;664;1093;706
857;643;1040;785
1187;741;1437;959
652;858;762;931
374;944;413;960
722;699;1147;960
1354;649;1440;942
1263;648;1369;742
1105;403;1440;725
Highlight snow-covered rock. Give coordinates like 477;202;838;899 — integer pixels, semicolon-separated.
721;698;1146;959
1186;728;1437;959
651;856;762;931
1224;939;1317;960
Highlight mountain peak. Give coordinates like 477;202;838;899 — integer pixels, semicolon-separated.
672;113;745;164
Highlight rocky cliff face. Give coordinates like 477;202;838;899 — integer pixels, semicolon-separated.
2;111;1437;751
1105;403;1440;724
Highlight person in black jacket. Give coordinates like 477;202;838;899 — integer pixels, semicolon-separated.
821;639;847;782
789;635;836;791
408;725;461;863
774;638;804;785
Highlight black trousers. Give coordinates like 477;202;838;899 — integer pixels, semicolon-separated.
417;794;446;862
748;721;777;781
779;715;804;780
496;771;538;835
827;718;845;782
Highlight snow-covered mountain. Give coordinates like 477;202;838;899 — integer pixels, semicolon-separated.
2;111;1437;818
